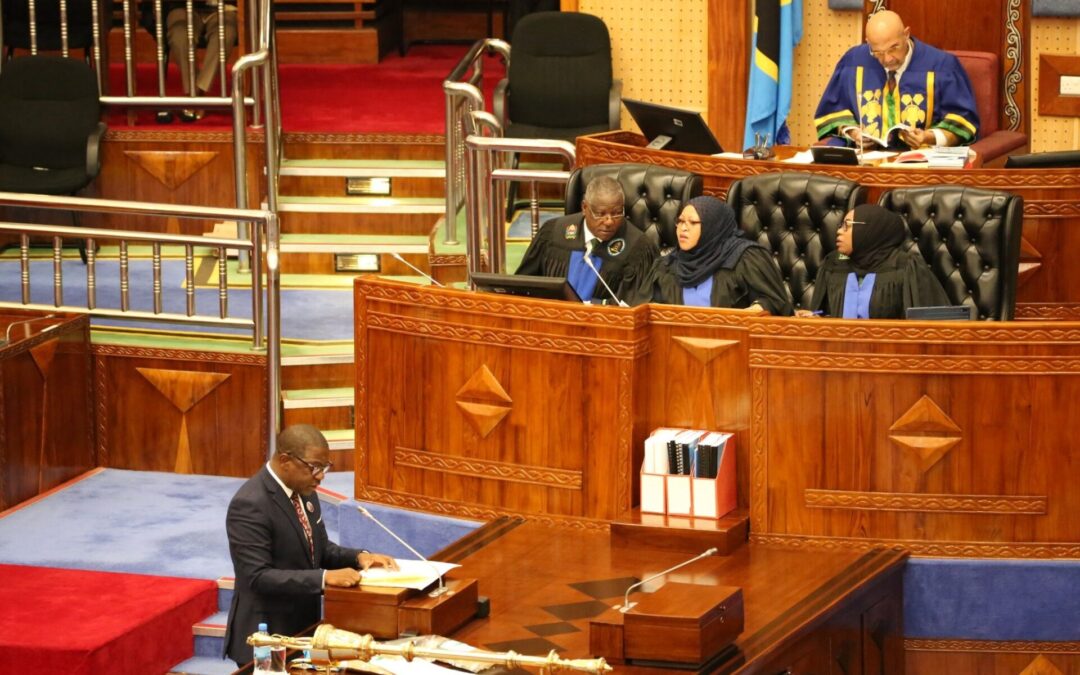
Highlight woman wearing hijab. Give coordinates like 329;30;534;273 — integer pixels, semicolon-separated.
629;196;793;315
802;203;949;319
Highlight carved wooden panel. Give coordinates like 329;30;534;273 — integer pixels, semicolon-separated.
94;345;267;477
0;314;94;511
906;642;1080;675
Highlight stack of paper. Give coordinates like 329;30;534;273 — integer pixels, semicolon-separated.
359;559;460;591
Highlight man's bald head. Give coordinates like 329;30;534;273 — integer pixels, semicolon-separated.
865;10;910;70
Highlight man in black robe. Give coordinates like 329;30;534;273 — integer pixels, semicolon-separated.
515;176;658;305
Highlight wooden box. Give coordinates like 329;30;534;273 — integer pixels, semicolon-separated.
324;578;479;639
623;582;744;665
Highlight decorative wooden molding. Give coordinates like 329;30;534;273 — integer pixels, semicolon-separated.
0;364;6;503
1038;54;1080;117
672;336;739;365
750;368;769;531
748;321;1080;342
123;150;219;190
367;311;643;358
750;533;1080;559
282;132;444;145
888;395;962;472
456;365;512;404
649;306;758;327
354;294;369;483
455;365;513;438
393;448;581;489
905;638;1080;653
805;489;1047;514
95;355;108;466
1024;200;1080;217
356;485;610;532
617;360;633;513
1003;0;1026;131
1015;304;1080;321
92;343;267;364
429;254;467;266
749;350;1080;374
358;280;646;328
106;129;240;143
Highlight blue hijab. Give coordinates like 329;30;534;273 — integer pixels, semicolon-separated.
668;196;758;287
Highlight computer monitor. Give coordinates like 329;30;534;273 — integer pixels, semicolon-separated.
471;273;582;302
622;98;724;155
1004;150;1080;169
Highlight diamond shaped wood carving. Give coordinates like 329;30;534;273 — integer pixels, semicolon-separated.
1020;655;1064;675
888;395;962;473
672;336;738;365
455;365;512;438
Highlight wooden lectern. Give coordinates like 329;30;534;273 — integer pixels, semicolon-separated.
324;577;480;639
590;582;744;667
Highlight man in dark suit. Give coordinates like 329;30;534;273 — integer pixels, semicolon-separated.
224;424;396;665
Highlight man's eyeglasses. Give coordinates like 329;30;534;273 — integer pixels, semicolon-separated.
585;204;625;222
839;219;865;232
287;453;333;476
869;42;906;59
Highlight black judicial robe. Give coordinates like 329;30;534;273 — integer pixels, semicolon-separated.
808;248;950;319
515;213;659;303
630;247;794;316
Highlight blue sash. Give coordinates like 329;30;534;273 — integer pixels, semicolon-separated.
841;272;876;319
682;277;714;307
567;251;600;302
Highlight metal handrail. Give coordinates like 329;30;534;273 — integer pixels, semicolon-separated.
462;112;575;278
0;191;281;458
443;38;510;247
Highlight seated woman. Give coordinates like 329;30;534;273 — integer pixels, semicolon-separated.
801;204;949;319
630;196;793;315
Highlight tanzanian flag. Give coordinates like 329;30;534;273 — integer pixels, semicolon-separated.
743;0;803;151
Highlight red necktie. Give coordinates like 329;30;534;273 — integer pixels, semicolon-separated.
291;492;314;563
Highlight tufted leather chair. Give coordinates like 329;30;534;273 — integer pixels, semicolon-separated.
563;163;703;249
726;172;867;310
878;186;1023;321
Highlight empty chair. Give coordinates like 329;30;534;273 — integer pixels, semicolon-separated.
725;172;867;310
878;185;1023;320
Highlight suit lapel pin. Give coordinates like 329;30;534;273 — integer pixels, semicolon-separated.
306;501;314;513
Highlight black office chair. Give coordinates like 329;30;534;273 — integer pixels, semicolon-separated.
563;163;703;250
878;185;1023;320
494;11;621;217
0;56;106;263
726;172;867;311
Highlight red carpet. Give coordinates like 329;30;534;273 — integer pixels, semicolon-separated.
107;45;505;134
0;564;217;675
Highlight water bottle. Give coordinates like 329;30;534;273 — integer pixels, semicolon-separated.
252;622;272;675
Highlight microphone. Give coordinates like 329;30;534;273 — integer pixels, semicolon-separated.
391;252;444;287
4;314;59;345
356;505;451;598
618;547;718;613
583;241;628;308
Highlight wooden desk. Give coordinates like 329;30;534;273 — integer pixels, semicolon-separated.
575;131;1080;318
354;278;1080;558
0;311;93;511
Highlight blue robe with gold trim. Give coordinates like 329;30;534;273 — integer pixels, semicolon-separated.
814;38;979;146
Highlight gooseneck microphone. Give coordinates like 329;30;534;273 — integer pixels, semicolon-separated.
4;313;59;345
391;252;445;287
583;241;629;308
618;547;718;613
356;505;451;597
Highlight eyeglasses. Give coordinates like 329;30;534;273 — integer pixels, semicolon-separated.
287;453;333;476
676;218;702;229
869;42;906;59
585;204;625;222
839;219;865;232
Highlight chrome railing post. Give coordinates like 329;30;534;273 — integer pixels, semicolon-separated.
122;0;135;97
90;0;104;95
264;211;282;458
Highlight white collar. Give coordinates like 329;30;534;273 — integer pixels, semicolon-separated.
266;461;294;500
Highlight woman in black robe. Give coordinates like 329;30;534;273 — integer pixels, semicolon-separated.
802;203;949;319
628;196;793;315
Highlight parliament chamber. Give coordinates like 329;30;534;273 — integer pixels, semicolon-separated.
1;0;1079;674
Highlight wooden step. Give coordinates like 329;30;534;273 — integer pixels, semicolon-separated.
279;233;429;254
322;428;355;451
276;196;444;215
280;158;445;178
282;387;354;409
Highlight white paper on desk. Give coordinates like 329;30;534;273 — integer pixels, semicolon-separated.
711;152;749;159
782;150;815;164
359;559;460;590
859;150;898;161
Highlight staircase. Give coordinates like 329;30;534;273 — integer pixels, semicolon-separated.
168;579;234;675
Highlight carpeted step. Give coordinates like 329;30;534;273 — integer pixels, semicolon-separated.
168;655;235;675
323;428;356;451
193;610;228;658
279;233;430;254
280;158;445;178
282;387;354;409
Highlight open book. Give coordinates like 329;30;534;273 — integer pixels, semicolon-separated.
841;123;913;148
359;559;460;591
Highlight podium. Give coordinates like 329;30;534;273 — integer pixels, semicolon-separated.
589;582;744;667
324;577;480;639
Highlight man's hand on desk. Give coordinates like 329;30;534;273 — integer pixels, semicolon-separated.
846;129;880;150
794;309;823;318
326;568;363;587
899;127;933;149
358;552;398;571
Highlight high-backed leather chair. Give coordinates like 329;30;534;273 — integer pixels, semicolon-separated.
952;51;1028;166
726;172;867;310
878;185;1023;321
563;163;703;249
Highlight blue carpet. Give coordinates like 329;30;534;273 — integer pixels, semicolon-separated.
0;258;353;341
905;558;1080;641
507;209;561;240
0;469;480;582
